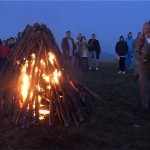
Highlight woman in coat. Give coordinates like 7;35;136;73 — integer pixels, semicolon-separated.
78;36;90;72
115;36;128;74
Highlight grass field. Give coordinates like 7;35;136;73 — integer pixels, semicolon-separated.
0;61;150;150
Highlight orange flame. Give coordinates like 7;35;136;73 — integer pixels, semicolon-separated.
46;85;51;90
21;60;30;102
36;84;44;92
39;109;49;115
52;69;61;84
35;67;38;73
18;52;60;121
40;59;46;69
31;53;36;59
48;52;55;65
16;60;20;65
42;73;50;83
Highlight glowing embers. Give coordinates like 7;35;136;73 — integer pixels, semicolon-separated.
38;96;50;120
39;110;49;120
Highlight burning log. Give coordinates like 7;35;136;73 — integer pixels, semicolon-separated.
0;23;94;127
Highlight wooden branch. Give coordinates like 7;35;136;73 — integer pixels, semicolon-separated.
77;81;105;103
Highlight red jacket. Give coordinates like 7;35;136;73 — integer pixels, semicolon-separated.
0;45;11;58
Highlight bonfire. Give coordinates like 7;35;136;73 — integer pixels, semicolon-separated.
0;23;94;128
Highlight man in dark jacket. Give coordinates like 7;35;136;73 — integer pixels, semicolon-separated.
88;34;101;70
61;31;76;66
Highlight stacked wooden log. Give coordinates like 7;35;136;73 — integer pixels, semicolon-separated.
0;23;94;128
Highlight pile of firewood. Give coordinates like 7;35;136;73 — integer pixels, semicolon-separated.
0;23;95;128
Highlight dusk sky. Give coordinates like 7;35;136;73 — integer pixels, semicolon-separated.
0;1;150;54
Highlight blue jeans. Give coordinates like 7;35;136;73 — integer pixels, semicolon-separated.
125;51;133;69
89;51;98;68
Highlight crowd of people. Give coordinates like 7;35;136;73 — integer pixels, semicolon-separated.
115;31;136;74
115;21;150;113
115;29;149;77
61;22;150;113
61;31;101;72
0;31;101;73
0;37;18;70
0;32;23;70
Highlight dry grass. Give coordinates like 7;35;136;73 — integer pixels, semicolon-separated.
0;61;150;150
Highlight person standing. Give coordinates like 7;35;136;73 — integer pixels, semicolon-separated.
88;34;101;70
134;21;150;112
78;36;90;72
61;31;76;67
115;36;128;74
0;40;11;71
125;32;134;70
9;37;15;50
74;33;82;69
133;32;142;77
